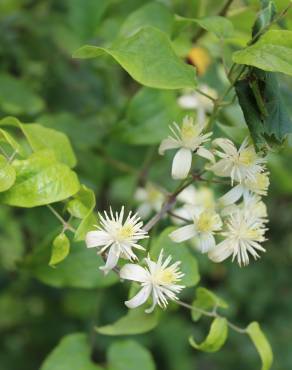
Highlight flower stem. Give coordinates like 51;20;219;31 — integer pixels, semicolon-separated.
47;205;76;233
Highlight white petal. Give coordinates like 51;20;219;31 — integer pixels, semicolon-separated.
208;241;233;263
125;285;152;309
137;203;152;219
197;146;215;163
177;93;199;109
85;230;110;248
197;232;216;253
171;148;192;179
100;244;120;274
219;185;243;206
213;138;237;156
209;159;233;177
169;224;197;243
159;137;180;155
120;264;148;282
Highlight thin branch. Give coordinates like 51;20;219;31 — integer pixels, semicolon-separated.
196;89;217;102
167;211;190;223
47;205;76;233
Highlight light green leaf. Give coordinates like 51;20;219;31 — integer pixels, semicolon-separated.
30;240;118;289
0;117;76;167
189;317;228;352
175;15;234;39
0;150;80;207
67;185;97;241
108;340;155;370
0;155;16;192
40;333;103;370
119;1;173;38
0;128;26;157
151;227;200;287
49;233;70;266
0;74;44;115
73;27;196;90
247;322;273;370
96;307;159;336
120;87;184;145
191;287;228;321
233;30;292;76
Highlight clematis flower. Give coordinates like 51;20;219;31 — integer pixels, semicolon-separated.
120;250;185;313
169;209;222;253
178;84;217;125
85;207;148;274
208;207;268;266
135;183;164;219
159;116;214;180
209;138;266;185
219;172;270;206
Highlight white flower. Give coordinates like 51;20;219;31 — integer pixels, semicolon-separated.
120;250;185;313
172;185;216;225
159;116;214;180
169;209;222;253
219;172;270;206
221;194;268;220
208;208;267;266
135;183;164;219
209;138;266;185
85;207;148;274
178;85;217;125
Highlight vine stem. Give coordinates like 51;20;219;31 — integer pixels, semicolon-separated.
47;205;76;233
176;300;247;334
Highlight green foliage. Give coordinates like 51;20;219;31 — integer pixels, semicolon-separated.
49;233;70;267
247;322;273;370
0;155;15;192
96;307;159;336
0;150;80;207
151;227;200;287
189;317;228;352
233;30;292;76
74;27;197;90
40;333;102;370
108;340;155;370
191;287;228;321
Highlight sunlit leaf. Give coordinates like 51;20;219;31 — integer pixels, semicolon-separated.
189;317;228;352
49;233;70;266
0;155;16;192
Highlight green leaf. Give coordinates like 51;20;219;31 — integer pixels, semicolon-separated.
49;233;70;266
30;240;118;289
233;30;292;76
251;0;276;42
0;128;26;157
151;227;200;287
191;287;228;321
119;1;173;38
235;69;292;149
0;150;80;207
40;333;103;370
108;340;155;370
67;185;97;241
247;322;273;370
0;117;76;167
175;15;234;39
120;87;184;145
96;307;159;336
189;317;228;352
73;27;196;90
0;74;44;115
0;155;16;192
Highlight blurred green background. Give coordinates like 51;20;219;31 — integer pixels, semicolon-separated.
1;0;292;369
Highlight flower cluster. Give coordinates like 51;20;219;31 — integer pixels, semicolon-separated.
86;207;185;312
158;117;269;266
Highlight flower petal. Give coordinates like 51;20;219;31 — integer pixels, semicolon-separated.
159;137;180;155
120;263;148;282
197;146;215;163
208;240;233;263
219;184;243;206
171;148;192;180
100;244;120;274
197;232;216;253
85;230;110;248
169;224;197;243
125;285;152;309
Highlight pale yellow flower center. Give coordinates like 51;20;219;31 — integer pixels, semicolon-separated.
181;122;198;141
238;147;257;166
155;268;177;285
117;224;134;241
147;186;162;204
197;212;217;232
